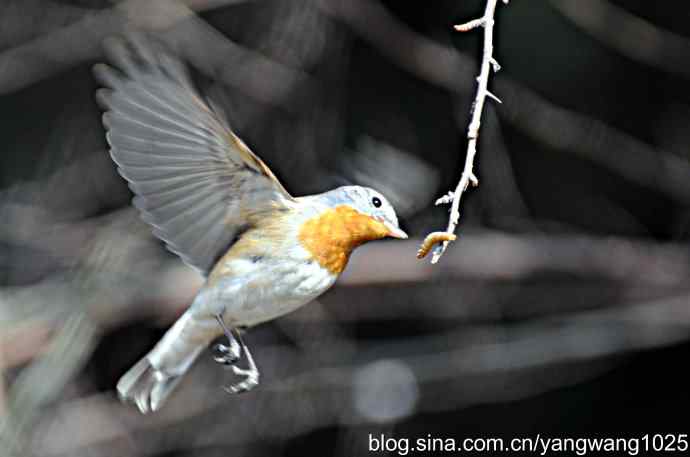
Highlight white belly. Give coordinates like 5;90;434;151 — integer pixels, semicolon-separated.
193;253;337;327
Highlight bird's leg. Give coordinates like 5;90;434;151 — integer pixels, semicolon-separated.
224;327;260;394
211;314;241;365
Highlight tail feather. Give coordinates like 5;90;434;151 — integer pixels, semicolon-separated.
117;356;183;414
116;309;219;413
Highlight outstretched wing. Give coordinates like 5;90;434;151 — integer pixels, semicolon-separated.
95;36;294;275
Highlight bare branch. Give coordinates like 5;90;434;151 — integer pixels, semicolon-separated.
425;0;505;263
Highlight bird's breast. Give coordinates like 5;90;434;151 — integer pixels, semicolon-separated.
202;251;337;327
297;205;388;274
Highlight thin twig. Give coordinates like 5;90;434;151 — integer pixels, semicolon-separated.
423;0;505;263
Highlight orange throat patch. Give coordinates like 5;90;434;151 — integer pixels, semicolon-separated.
298;205;389;274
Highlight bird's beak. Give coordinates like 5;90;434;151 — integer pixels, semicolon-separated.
384;221;408;239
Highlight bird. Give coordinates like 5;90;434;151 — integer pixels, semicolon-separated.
93;36;408;414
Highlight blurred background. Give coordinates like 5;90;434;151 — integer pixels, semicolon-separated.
1;0;690;455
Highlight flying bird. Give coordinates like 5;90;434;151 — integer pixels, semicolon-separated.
94;36;407;414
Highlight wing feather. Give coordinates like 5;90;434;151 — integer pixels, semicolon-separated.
96;36;294;275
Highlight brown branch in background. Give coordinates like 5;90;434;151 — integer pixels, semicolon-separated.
422;0;507;263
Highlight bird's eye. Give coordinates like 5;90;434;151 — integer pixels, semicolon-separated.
372;196;382;208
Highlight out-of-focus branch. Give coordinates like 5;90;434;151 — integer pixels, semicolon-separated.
0;208;200;454
316;0;690;205
476;107;532;227
0;322;52;416
1;314;98;457
4;205;690;455
343;234;690;288
314;0;471;94
4;199;688;452
159;8;312;112
4;203;690;324
0;0;89;49
27;291;690;456
0;0;253;95
422;0;505;263
550;0;690;78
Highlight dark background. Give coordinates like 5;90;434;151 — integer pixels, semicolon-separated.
1;1;690;456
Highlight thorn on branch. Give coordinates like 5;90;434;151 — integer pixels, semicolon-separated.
486;90;502;104
435;191;455;206
490;58;501;72
469;173;479;186
454;18;485;32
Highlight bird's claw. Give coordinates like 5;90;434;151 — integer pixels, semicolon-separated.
211;342;241;365
213;313;259;394
223;366;259;394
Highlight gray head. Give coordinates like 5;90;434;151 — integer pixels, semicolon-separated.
320;185;407;239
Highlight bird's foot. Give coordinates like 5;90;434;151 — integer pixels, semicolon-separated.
213;313;260;394
212;313;241;365
224;365;260;394
222;329;260;394
211;341;241;365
